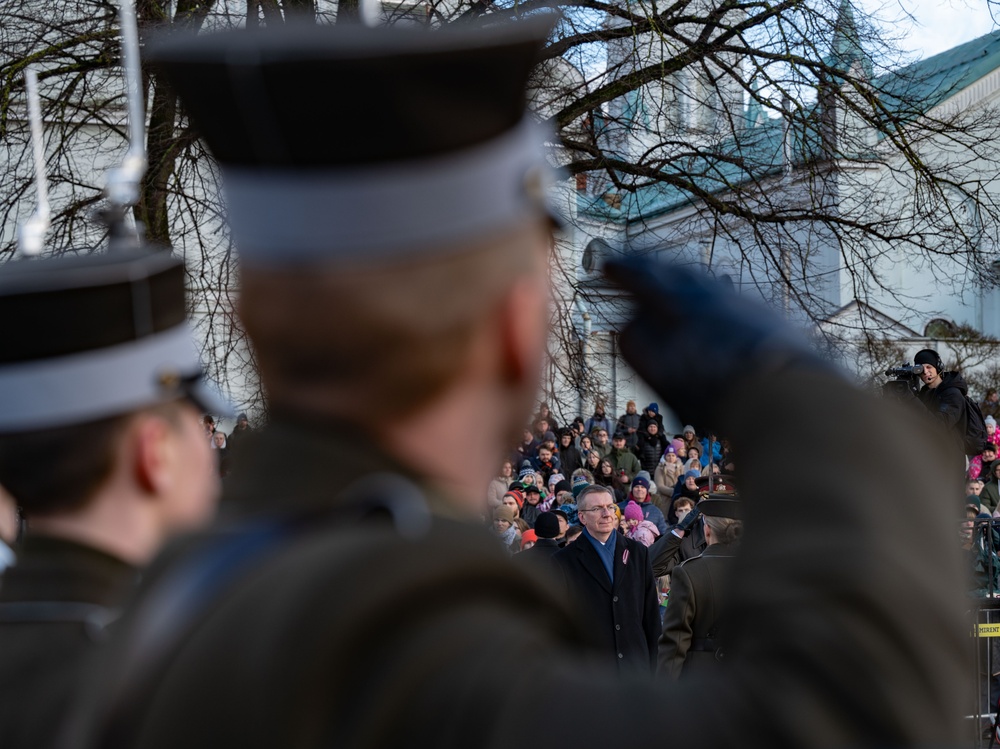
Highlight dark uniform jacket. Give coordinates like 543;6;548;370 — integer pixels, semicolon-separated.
553;531;660;673
658;542;738;679
72;370;972;749
0;536;135;749
649;523;707;577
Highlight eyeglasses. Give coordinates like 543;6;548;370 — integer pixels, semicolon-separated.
579;505;617;516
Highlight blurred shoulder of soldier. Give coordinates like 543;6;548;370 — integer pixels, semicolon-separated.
0;250;223;749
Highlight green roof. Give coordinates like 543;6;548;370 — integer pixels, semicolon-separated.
579;28;1000;224
877;29;1000;112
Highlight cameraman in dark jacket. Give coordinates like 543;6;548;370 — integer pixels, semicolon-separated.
914;348;971;455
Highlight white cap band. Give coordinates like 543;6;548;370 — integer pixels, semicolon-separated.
0;324;215;432
223;119;557;265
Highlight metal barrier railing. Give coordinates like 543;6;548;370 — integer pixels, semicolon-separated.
969;518;1000;747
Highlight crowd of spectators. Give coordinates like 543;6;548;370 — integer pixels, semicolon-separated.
482;401;740;628
493;390;1000;600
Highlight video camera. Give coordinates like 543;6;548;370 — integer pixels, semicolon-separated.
882;364;924;400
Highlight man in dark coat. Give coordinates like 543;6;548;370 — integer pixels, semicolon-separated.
914;348;976;456
0;252;223;749
554;485;660;672
658;497;741;679
556;429;583;473
68;21;971;749
225;412;253;455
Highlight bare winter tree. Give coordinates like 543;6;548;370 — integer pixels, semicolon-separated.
1;0;998;419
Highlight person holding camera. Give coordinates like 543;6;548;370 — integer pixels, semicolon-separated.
914;348;981;457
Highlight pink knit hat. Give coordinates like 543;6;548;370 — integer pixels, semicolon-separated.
624;501;644;523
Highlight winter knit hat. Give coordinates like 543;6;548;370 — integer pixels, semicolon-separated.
572;475;590;498
552;479;572;495
664;445;676;456
624;500;644;523
520;530;537;550
504;490;524;509
646;403;659;414
517;462;535;482
987;416;997;428
534;512;561;539
684;470;700;481
631;475;650;490
493;505;516;523
914;349;942;372
635;470;656;494
548;472;565;488
682;425;696;435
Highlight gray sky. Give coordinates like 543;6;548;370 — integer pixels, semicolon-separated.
862;0;998;59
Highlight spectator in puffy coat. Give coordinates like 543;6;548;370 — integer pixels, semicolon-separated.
699;434;723;468
635;421;668;473
969;444;998;482
616;401;642;449
655;447;684;496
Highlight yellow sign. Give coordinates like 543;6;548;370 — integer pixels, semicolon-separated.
977;623;1000;637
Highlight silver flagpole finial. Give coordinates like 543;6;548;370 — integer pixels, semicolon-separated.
102;0;148;250
17;67;51;258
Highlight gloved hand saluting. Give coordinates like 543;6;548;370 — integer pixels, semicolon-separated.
603;256;835;429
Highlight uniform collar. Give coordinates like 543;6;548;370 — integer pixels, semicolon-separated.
221;417;466;521
0;535;137;606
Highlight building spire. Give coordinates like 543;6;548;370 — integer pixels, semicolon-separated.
829;0;872;80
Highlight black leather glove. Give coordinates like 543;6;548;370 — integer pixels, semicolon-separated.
603;257;835;427
675;504;701;533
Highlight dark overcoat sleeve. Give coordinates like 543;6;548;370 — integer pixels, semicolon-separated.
657;562;694;679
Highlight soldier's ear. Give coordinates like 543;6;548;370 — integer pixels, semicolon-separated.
496;262;548;387
129;413;174;498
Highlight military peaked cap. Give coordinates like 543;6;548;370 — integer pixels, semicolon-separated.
146;18;560;266
0;250;228;432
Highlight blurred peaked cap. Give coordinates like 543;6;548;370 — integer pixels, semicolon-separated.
0;250;229;432
147;18;562;266
698;496;741;520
